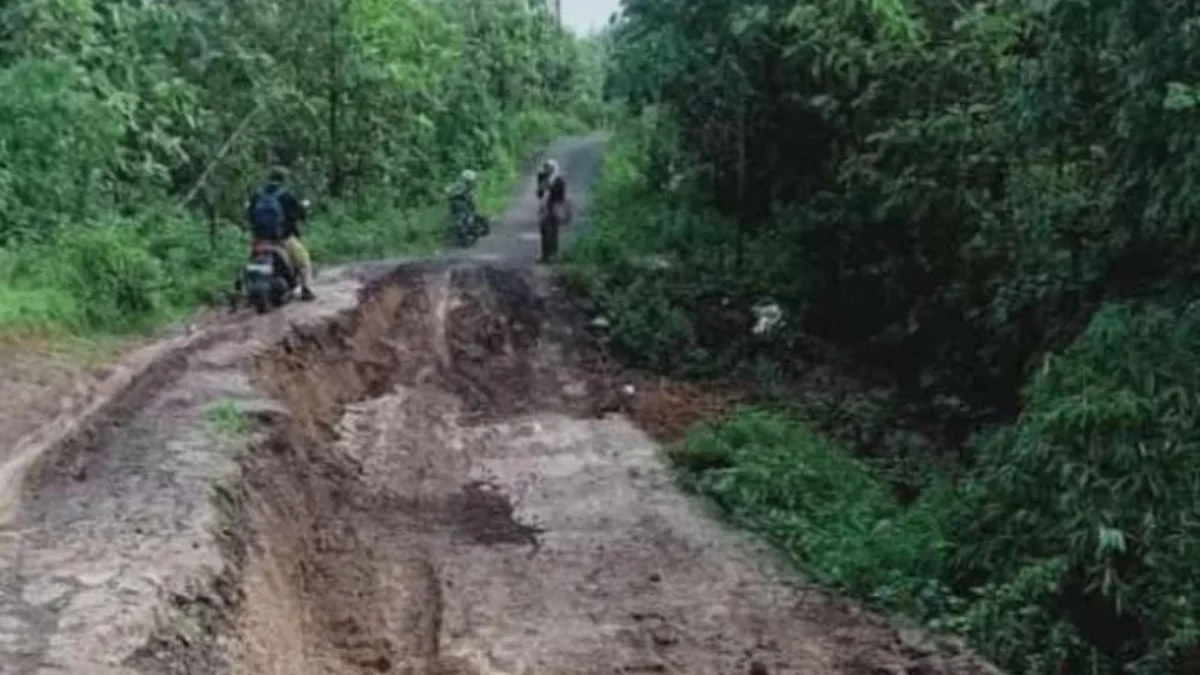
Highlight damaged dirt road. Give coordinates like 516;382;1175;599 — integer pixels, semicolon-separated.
0;135;1001;675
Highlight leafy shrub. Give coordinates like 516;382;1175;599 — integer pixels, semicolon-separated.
951;302;1200;673
592;0;1200;673
673;408;953;616
938;557;1086;675
48;222;168;331
0;58;122;243
0;286;80;332
663;303;1200;674
306;197;443;264
569;125;775;375
136;209;244;310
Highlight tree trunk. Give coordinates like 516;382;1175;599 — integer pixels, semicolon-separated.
735;97;746;272
327;0;346;197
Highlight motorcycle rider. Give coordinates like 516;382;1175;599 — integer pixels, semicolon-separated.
449;169;478;219
246;166;315;301
448;169;491;243
452;169;477;199
535;158;568;263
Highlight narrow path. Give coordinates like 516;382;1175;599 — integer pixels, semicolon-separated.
346;132;606;276
0;135;999;675
456;132;606;265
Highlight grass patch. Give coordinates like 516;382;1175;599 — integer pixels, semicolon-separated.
203;399;249;437
672;407;955;617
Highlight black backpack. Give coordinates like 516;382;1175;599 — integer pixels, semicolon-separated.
249;184;287;240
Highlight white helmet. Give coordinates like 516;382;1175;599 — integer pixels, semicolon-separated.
460;169;477;184
542;159;559;175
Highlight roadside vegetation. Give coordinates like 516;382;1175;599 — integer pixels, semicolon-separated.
0;0;601;336
573;0;1200;673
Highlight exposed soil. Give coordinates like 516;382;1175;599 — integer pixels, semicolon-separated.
0;336;127;464
0;134;1002;675
127;261;996;675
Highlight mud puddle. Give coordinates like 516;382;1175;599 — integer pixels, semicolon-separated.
131;263;998;675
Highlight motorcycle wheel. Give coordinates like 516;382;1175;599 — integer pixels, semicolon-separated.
247;280;271;314
454;225;477;248
476;216;490;237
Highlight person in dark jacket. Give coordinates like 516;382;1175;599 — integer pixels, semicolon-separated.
246;166;315;300
535;158;568;262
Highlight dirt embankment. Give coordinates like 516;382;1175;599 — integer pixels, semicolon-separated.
120;262;1000;675
220;264;619;675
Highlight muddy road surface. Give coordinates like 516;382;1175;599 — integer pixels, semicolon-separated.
0;135;1000;675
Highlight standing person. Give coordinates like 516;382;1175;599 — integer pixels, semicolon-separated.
246;166;315;301
535;158;568;263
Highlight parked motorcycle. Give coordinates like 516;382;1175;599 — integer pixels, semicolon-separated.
448;194;491;247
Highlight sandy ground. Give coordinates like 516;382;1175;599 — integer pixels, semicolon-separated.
0;134;1001;675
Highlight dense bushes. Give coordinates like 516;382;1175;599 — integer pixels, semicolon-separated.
0;0;598;334
673;410;952;612
669;303;1200;673
951;303;1200;672
583;0;1200;671
601;0;1200;415
566;116;781;378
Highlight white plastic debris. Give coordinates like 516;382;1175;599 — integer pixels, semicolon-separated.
751;300;784;335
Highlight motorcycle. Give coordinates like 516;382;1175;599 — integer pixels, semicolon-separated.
230;199;310;314
237;239;299;314
448;194;491;247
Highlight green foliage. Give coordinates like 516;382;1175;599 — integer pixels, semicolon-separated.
937;557;1085;675
599;0;1200;412
675;330;1200;673
0;58;122;242
950;303;1200;673
674;408;953;617
566;118;772;376
51;223;169;331
0;0;595;336
204;399;249;437
593;0;1200;671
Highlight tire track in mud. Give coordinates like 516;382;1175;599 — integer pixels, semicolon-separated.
227;264;578;675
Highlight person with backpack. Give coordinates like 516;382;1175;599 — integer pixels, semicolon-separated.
246;166;315;301
535;158;568;262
